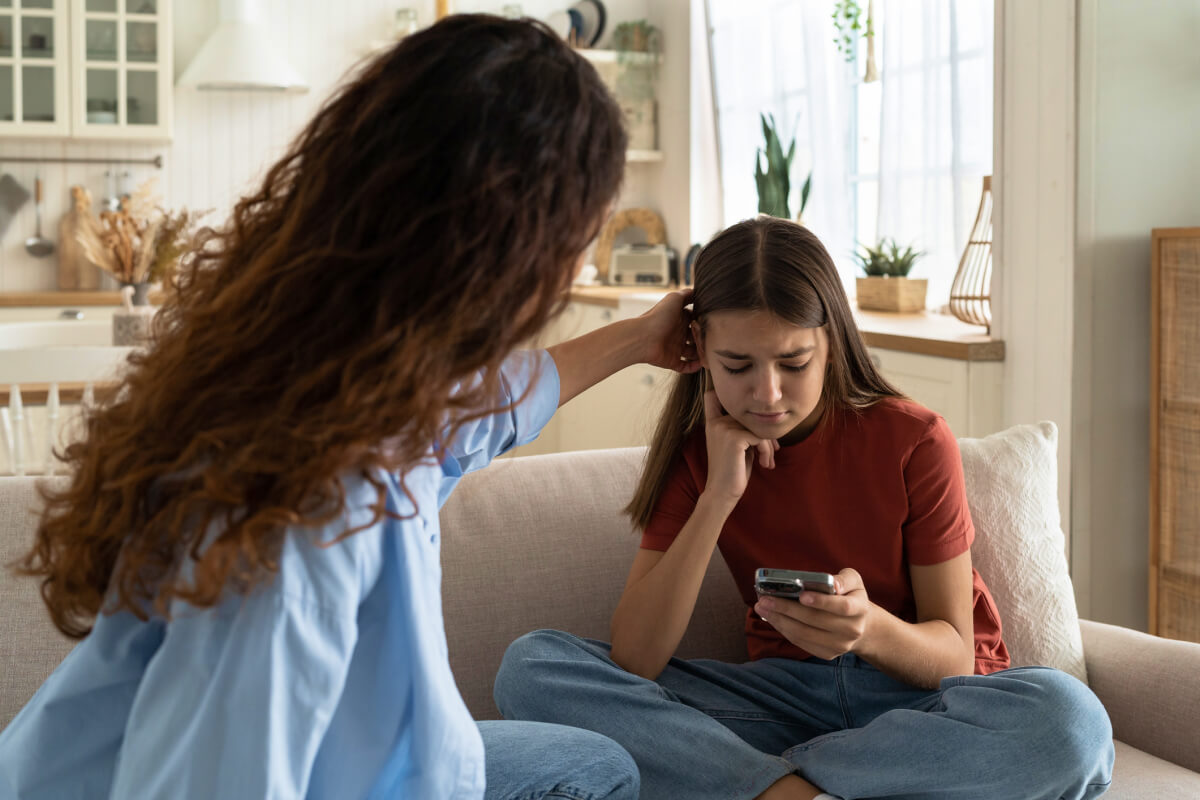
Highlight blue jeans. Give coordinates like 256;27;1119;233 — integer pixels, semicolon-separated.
494;630;1114;800
480;719;639;799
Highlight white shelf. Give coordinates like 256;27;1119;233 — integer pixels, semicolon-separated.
626;149;662;162
576;49;661;66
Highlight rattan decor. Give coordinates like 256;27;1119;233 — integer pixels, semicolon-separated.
593;208;666;283
1150;227;1200;644
949;176;994;332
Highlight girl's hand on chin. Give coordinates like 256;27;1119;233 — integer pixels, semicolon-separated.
637;289;702;374
753;568;874;660
702;389;779;505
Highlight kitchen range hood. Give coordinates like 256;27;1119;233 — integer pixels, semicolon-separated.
177;0;308;93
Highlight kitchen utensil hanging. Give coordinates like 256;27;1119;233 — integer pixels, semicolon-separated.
24;175;55;258
0;173;31;241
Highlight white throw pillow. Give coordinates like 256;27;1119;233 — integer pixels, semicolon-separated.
957;422;1088;684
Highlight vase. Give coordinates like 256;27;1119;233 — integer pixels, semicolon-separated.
855;276;928;313
120;281;151;306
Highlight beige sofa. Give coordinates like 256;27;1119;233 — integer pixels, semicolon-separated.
3;433;1199;797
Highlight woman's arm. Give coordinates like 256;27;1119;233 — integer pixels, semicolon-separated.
754;552;976;689
610;390;778;679
547;290;698;406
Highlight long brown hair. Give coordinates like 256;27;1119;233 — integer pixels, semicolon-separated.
626;217;901;528
20;15;627;638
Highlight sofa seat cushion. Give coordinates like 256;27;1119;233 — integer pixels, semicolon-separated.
1104;741;1200;798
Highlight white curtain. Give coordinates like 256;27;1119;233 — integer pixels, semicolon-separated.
876;0;993;307
703;0;994;305
703;0;856;273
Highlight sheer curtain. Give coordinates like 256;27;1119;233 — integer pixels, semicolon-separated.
703;0;993;305
876;0;993;308
703;0;856;273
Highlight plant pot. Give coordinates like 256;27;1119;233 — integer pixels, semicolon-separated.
856;277;927;313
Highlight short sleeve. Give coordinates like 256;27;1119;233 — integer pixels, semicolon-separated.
902;416;975;565
640;447;703;552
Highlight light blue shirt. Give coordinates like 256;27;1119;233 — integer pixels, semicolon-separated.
0;350;560;800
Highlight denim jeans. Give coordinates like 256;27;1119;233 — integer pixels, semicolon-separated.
494;630;1114;800
480;719;639;800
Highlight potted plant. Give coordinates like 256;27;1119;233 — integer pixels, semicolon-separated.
854;238;927;312
754;113;812;222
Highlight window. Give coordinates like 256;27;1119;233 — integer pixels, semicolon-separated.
705;0;993;309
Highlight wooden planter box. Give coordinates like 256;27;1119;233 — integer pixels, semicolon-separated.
856;277;928;313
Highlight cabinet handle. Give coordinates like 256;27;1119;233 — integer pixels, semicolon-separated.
601;310;613;322
641;374;655;386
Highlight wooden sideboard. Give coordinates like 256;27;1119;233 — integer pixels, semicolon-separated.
1150;227;1200;643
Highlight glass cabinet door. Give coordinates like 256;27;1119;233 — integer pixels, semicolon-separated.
0;0;69;134
73;0;170;139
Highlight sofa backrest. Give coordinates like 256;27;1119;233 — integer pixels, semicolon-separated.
0;477;75;730
0;422;1086;729
439;447;748;719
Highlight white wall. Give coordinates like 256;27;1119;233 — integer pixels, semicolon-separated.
1072;0;1200;630
0;0;691;290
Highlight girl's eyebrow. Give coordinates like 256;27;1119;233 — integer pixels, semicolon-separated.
714;346;816;360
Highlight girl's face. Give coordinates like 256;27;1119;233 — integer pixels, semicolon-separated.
695;310;829;445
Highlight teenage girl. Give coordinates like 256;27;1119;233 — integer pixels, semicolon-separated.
496;216;1114;800
0;16;697;800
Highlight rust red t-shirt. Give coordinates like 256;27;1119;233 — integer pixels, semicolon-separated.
641;398;1010;675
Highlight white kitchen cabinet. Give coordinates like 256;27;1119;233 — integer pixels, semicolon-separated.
0;0;71;136
867;346;1004;438
70;0;171;140
510;301;673;457
0;0;170;140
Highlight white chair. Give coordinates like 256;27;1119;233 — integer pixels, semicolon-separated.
0;321;132;476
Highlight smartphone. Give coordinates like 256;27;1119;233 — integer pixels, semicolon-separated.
754;568;838;599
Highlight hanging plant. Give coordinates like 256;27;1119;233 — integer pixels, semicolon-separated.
831;0;873;62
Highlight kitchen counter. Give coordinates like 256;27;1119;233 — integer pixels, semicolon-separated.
569;285;1004;362
0;291;165;307
1;288;1004;363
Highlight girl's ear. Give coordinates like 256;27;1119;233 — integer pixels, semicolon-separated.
690;320;707;366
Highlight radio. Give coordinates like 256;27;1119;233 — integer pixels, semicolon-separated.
608;243;673;286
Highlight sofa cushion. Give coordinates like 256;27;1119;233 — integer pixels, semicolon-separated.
439;447;747;720
957;422;1088;683
0;477;76;730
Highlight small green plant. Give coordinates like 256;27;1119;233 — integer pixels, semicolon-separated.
831;0;873;62
755;113;796;219
612;20;660;53
798;170;813;220
855;238;923;277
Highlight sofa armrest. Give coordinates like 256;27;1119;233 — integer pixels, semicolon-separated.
1079;618;1200;773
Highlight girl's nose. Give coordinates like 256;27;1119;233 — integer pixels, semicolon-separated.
753;369;783;404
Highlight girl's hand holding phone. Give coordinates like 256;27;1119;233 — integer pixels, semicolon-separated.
753;567;874;661
702;387;779;505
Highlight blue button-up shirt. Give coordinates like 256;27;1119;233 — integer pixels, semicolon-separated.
0;350;560;799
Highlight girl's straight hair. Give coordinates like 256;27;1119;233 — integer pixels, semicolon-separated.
626;216;903;529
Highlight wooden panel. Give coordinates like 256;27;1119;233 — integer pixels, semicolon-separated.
1151;228;1200;642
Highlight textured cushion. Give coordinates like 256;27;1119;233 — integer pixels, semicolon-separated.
957;422;1087;682
0;477;76;730
439;448;746;720
1105;741;1200;798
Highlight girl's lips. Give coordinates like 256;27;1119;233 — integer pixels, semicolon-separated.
749;411;788;422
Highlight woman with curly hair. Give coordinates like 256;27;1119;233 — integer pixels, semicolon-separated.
0;15;691;799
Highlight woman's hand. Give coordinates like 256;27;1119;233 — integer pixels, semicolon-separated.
702;389;779;505
753;568;875;661
635;289;701;374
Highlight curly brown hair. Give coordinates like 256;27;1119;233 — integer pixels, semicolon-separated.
19;15;627;638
